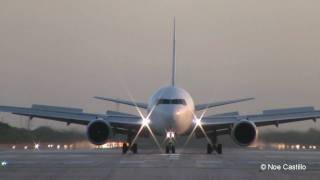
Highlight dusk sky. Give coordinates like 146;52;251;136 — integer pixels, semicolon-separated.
0;0;320;132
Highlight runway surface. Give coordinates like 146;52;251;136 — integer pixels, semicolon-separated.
0;148;320;180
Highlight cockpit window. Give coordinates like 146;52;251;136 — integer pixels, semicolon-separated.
157;99;186;105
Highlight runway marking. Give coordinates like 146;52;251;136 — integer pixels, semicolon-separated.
168;154;180;160
119;160;145;164
265;155;284;158
195;160;223;168
8;161;37;164
196;160;222;164
63;160;95;165
7;160;96;165
237;160;266;165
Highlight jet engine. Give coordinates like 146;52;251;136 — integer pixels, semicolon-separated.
86;120;111;145
231;120;258;146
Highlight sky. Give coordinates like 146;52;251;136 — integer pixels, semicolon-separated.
0;0;320;132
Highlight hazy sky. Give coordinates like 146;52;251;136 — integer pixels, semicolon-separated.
0;0;320;132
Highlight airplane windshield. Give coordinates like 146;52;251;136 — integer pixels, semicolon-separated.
157;99;186;105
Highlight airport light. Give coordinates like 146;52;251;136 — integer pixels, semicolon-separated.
1;161;7;167
24;146;28;150
12;145;16;150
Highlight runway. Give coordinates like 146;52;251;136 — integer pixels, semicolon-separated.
0;148;320;180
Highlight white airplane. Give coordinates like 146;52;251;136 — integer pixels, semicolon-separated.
1;19;320;154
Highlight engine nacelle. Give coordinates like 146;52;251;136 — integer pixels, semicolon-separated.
86;120;111;145
231;120;258;146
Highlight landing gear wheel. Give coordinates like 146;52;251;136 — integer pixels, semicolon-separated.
216;144;222;154
165;143;175;154
165;145;170;154
171;145;176;154
122;142;128;154
207;144;213;154
131;143;138;154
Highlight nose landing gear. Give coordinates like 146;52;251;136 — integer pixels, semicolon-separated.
165;142;176;154
165;131;176;154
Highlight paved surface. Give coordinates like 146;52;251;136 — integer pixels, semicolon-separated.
0;148;320;180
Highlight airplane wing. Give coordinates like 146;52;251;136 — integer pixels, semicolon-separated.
201;106;320;135
0;104;142;131
94;96;148;109
195;97;254;111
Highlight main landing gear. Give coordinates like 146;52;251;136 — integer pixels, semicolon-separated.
122;142;138;154
206;134;222;154
122;132;138;154
206;143;222;154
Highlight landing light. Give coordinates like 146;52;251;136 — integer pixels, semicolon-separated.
193;118;202;126
34;143;40;150
142;118;151;126
166;131;175;139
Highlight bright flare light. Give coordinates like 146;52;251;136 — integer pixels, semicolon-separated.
142;118;151;126
124;87;162;152
34;143;40;150
182;108;213;152
166;131;175;139
1;161;7;167
193;118;201;126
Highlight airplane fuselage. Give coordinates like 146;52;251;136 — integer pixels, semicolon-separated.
147;86;195;136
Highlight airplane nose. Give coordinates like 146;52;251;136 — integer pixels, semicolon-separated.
153;105;192;134
164;106;181;121
158;106;185;126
